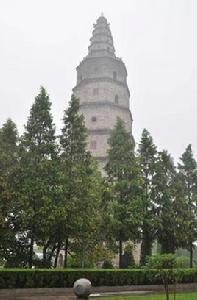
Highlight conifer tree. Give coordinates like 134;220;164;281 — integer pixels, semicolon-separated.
0;119;18;227
171;171;192;254
138;129;158;265
153;150;178;253
19;87;58;267
0;119;18;262
60;94;103;267
106;118;142;268
178;144;197;268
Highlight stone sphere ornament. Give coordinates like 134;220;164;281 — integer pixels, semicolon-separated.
73;278;92;299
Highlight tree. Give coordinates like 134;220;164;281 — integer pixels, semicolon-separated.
153;150;178;253
105;118;142;268
68;157;104;268
19;87;59;267
138;129;158;266
0;119;18;229
60;94;103;267
0;119;19;264
178;144;197;268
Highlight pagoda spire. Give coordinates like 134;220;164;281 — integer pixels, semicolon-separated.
88;15;115;57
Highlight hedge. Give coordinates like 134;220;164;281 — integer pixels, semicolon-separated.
0;269;197;289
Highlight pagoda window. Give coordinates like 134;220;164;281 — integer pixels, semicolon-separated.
91;116;97;122
93;88;99;95
113;71;117;80
90;140;97;149
115;94;119;104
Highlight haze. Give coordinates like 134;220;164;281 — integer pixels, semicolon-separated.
1;0;197;161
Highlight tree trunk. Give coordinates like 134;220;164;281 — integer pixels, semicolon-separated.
64;237;69;268
43;245;47;267
43;240;50;267
119;240;123;268
140;182;153;266
80;245;85;268
164;282;169;300
54;242;61;268
140;226;152;266
190;243;193;268
48;244;56;266
29;235;34;268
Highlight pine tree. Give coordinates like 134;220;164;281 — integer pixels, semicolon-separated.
19;87;58;267
0;119;18;262
60;94;103;267
69;157;103;268
106;118;142;268
178;144;197;268
172;171;192;254
0;119;18;227
138;129;158;266
153;150;177;253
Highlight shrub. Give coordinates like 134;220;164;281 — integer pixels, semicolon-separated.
145;253;176;269
145;254;182;300
121;244;135;268
176;256;190;268
0;268;197;289
102;260;114;269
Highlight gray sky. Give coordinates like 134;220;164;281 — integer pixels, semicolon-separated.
1;0;197;161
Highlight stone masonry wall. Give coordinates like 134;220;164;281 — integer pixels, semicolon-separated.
75;80;129;108
80;104;132;132
76;56;127;85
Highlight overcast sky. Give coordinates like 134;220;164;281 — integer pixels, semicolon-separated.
1;0;197;162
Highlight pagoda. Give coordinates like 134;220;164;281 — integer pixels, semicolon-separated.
73;15;133;170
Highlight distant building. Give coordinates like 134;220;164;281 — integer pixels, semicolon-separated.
73;15;133;171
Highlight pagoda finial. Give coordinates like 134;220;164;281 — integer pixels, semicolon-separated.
88;14;115;57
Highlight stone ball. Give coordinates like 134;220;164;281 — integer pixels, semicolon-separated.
73;278;92;297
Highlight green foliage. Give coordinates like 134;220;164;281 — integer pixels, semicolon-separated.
60;94;103;267
178;145;197;268
121;244;135;268
153;151;179;254
145;254;176;269
1;84;197;273
176;256;190;269
0;268;197;288
106;118;143;268
0;119;19;265
145;254;181;300
18;87;59;267
138;129;158;266
102;260;114;269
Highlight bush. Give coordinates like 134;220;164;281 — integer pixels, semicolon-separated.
145;254;176;269
0;268;197;289
145;254;183;300
102;260;114;269
121;244;135;268
176;256;190;268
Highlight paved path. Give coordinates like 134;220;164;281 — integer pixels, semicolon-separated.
0;283;197;300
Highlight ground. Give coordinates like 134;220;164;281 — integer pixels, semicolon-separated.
100;293;197;300
0;284;197;300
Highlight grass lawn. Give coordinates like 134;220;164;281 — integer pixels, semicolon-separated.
99;292;197;300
